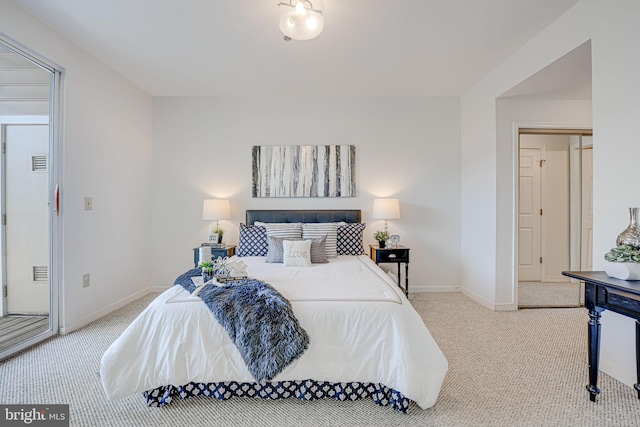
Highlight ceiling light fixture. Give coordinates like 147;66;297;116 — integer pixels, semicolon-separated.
278;0;324;41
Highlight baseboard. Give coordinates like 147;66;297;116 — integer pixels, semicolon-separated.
59;287;152;335
460;287;496;310
151;285;172;293
494;302;517;311
600;357;636;389
410;285;460;293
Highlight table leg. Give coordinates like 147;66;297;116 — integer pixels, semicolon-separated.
405;263;409;297
587;309;602;402
635;320;640;399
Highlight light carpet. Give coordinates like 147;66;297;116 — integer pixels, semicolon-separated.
1;292;639;427
518;281;584;308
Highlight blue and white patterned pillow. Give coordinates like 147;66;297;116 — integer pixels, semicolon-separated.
237;224;268;256
337;223;366;255
303;223;338;258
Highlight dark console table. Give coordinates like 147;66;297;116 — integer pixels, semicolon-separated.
562;271;640;402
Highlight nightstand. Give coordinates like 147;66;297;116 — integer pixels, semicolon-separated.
370;245;410;297
193;245;236;267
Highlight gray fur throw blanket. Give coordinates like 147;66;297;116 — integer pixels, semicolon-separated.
175;268;310;382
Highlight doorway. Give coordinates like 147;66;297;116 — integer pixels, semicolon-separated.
517;129;592;308
0;39;61;359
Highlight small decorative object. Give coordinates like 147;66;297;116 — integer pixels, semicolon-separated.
200;261;214;282
389;234;400;248
214;226;224;244
604;245;640;280
202;198;230;241
616;207;640;249
212;256;249;282
373;230;390;248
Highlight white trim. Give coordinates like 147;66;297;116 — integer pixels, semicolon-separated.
410;285;460;293
461;287;496;310
0;115;49;125
600;358;636;390
494;302;517;311
59;287;152;335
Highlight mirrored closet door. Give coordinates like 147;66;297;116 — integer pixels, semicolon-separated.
517;129;592;308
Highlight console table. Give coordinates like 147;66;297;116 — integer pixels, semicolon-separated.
562;271;640;402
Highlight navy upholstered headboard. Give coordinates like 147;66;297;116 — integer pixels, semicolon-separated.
246;210;361;225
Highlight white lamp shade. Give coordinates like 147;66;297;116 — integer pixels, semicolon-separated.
202;199;230;220
372;198;400;220
279;0;324;41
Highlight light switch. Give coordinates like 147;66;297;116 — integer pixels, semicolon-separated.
84;197;92;210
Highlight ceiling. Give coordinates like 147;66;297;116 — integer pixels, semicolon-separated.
9;0;584;97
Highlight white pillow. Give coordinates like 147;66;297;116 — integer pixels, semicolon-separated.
282;240;312;267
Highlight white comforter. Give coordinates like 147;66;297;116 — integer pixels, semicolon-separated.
100;255;448;409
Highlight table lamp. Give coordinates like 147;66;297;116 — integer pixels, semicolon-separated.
202;199;230;243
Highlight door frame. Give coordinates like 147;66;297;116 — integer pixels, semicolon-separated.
511;122;592;308
0;35;64;360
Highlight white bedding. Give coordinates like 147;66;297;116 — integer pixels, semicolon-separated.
100;255;448;409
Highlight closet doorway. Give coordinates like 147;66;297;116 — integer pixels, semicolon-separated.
517;128;592;308
0;39;62;360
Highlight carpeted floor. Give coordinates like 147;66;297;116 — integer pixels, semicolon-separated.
1;292;639;427
518;281;584;307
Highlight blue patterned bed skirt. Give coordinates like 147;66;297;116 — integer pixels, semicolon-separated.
144;380;410;413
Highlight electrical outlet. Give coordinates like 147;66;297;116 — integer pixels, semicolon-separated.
82;273;90;288
84;197;93;210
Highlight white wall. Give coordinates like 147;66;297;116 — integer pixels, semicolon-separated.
150;96;461;293
462;0;640;387
0;2;153;333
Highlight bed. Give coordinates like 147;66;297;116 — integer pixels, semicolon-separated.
100;210;448;413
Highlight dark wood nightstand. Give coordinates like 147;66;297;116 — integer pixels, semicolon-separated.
193;245;236;267
369;245;410;297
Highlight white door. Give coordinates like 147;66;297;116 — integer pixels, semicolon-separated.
3;124;50;314
581;143;594;271
519;148;542;281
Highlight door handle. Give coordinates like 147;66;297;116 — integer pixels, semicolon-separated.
54;185;60;215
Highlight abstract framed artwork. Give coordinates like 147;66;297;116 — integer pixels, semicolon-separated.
252;145;356;198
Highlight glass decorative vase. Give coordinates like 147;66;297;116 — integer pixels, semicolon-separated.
616;207;640;249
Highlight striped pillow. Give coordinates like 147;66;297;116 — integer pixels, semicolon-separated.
264;223;303;240
302;223;338;258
